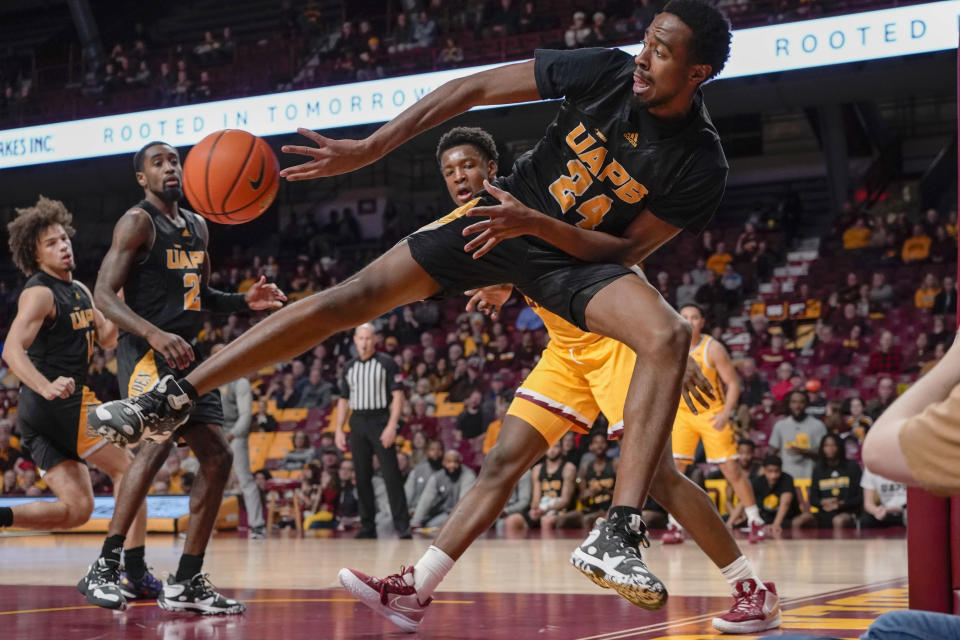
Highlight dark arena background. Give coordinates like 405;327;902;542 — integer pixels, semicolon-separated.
0;0;958;638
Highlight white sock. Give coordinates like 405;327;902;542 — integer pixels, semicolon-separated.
744;504;763;526
667;513;682;531
720;555;763;592
412;545;454;600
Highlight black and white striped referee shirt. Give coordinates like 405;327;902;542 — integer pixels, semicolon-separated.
339;352;403;411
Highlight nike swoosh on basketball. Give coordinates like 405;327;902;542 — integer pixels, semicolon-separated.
248;159;265;190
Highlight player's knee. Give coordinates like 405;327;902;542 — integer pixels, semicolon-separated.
64;494;94;528
479;445;523;484
631;316;690;360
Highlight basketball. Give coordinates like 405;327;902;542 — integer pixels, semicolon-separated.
183;129;279;224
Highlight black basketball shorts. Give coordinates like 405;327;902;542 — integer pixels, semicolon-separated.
406;194;632;331
17;385;109;472
116;334;223;427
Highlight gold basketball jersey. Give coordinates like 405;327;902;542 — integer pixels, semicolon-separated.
678;335;725;415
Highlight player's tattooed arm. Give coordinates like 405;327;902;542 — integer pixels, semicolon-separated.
95;209;194;370
2;287;75;400
463;180;681;265
280;60;539;181
74;280;118;350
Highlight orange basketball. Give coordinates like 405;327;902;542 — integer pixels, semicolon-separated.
183;129;279;224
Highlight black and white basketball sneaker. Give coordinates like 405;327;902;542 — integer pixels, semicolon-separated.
157;573;246;615
90;375;192;446
570;508;668;610
77;557;127;611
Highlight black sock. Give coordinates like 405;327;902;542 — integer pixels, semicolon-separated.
608;505;643;529
176;553;204;582
101;534;126;565
179;379;199;401
0;507;12;527
124;546;147;580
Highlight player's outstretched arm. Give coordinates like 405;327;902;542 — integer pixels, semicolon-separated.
2;287;75;400
464;180;681;266
280;61;540;182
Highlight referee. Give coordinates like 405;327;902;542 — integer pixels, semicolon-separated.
335;323;411;539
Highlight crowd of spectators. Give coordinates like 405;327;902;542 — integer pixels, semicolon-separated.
0;193;951;537
0;0;924;127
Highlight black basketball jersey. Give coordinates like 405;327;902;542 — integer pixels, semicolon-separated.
498;48;728;237
539;460;564;499
583;458;616;512
121;200;207;340
22;271;95;385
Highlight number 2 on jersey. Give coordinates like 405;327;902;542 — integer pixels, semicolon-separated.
183;273;201;311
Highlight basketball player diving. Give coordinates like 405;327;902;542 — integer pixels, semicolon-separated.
2;197;162;603
92;0;742;617
79;141;285;614
339;125;780;633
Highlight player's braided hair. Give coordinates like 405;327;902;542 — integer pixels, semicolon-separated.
7;196;75;275
436;126;499;165
662;0;732;82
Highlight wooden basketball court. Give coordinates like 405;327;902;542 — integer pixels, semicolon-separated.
0;529;906;639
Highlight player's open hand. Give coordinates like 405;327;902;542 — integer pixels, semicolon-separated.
42;376;76;400
147;328;195;370
680;355;715;414
465;284;513;320
279;128;376;181
245;276;287;310
462;180;542;259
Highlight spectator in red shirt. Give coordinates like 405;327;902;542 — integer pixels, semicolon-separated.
749;392;780;448
867;330;903;375
771;362;797;402
757;334;794;372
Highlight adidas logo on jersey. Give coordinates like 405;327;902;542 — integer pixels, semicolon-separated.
623;132;638;148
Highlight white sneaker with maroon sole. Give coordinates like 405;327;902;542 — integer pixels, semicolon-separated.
712;579;781;633
338;566;431;633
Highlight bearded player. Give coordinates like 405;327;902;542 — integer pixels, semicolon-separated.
79;141;285;613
